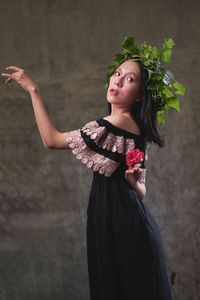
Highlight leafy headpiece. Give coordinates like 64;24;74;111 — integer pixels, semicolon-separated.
105;36;185;125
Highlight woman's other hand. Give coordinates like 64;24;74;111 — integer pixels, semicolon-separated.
2;66;39;94
124;161;142;187
124;158;146;200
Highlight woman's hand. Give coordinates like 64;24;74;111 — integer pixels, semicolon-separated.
2;66;39;94
124;158;143;186
124;158;146;200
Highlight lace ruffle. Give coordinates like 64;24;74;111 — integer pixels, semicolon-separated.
64;129;120;177
81;120;135;155
64;120;145;178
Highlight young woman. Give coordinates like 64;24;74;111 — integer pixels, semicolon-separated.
2;57;173;299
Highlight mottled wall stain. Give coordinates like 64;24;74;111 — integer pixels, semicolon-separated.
0;0;199;299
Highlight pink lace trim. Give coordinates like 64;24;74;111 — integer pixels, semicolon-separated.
81;120;135;155
64;129;120;177
64;120;144;178
125;139;136;155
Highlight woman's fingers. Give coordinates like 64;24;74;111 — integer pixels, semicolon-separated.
1;66;22;80
1;66;38;93
126;164;141;174
2;69;20;82
135;163;141;167
2;72;13;77
125;162;142;183
2;72;14;84
1;71;13;84
5;66;22;71
129;163;141;170
5;78;12;83
125;170;134;175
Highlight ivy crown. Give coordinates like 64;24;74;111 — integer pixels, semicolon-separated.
105;36;185;125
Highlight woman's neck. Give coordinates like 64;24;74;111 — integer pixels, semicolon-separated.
110;104;132;119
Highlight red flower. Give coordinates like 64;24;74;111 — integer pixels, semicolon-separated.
125;149;144;167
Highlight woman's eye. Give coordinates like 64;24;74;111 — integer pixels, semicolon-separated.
115;71;120;76
127;77;134;82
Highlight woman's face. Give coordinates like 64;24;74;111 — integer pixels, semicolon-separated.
106;60;142;108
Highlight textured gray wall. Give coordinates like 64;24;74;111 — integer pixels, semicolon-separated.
0;0;199;299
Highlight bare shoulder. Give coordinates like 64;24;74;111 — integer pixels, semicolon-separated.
103;115;141;135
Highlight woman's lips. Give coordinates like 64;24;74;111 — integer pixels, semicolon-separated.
110;88;119;96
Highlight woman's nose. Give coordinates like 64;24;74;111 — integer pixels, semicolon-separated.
114;77;122;87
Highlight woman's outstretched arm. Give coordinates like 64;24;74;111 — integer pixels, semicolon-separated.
2;66;70;150
29;87;69;149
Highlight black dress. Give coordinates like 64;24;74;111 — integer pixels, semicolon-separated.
64;117;172;300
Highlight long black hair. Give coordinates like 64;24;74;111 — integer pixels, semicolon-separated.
107;60;165;147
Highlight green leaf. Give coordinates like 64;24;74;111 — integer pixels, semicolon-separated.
157;112;165;124
163;38;175;49
151;47;160;59
114;53;124;65
173;81;185;95
147;83;158;91
162;86;174;98
151;72;164;81
147;69;153;81
106;65;116;86
165;103;169;110
122;36;136;52
141;44;152;57
160;48;172;63
107;65;116;77
143;60;151;66
167;96;180;112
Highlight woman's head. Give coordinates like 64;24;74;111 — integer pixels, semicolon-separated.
106;60;143;109
107;58;165;147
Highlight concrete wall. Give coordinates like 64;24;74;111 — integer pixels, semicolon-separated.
0;0;199;299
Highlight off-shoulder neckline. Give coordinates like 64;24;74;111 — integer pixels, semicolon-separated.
98;117;142;138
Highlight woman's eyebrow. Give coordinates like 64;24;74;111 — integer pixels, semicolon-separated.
117;67;137;78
